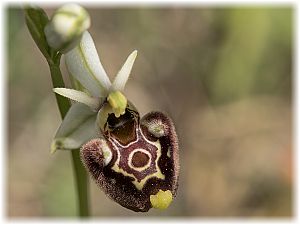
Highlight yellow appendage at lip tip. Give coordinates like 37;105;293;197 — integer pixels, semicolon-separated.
150;190;173;210
107;91;127;118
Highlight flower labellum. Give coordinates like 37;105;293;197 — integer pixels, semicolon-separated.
53;28;180;212
82;101;179;212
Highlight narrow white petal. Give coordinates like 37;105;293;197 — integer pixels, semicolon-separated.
111;50;137;91
54;88;100;110
65;31;111;97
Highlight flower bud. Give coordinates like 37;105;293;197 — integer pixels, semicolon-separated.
44;4;90;53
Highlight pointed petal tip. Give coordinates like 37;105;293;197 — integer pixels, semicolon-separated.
125;50;138;68
111;50;138;91
130;50;138;60
52;88;100;110
132;49;138;56
53;87;66;94
50;140;59;154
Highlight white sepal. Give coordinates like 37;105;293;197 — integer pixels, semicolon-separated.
51;103;98;153
54;88;100;110
65;31;111;97
111;50;137;91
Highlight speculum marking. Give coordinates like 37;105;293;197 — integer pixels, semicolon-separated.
129;149;151;170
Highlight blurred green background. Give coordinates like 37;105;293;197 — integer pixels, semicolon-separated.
7;6;293;217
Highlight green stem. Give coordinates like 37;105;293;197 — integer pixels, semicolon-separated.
71;151;89;217
48;59;90;218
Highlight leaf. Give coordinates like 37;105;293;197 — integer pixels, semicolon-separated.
51;103;98;153
24;6;52;60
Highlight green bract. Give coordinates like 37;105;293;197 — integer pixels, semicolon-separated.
24;6;52;60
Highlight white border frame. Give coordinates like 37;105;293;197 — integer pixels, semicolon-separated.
0;0;298;224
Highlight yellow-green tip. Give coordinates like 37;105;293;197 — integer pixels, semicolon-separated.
50;139;60;154
150;190;173;210
50;138;65;154
107;91;127;118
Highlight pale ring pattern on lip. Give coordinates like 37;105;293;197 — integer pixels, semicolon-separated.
128;148;152;171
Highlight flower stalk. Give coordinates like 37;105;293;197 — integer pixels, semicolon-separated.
49;61;90;217
48;60;70;117
49;57;90;218
25;5;90;217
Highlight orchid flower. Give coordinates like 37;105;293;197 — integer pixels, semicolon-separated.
26;3;180;214
47;5;179;212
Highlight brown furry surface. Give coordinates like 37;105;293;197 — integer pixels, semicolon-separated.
80;111;180;212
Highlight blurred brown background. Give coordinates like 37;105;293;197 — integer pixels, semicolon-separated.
7;5;293;217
